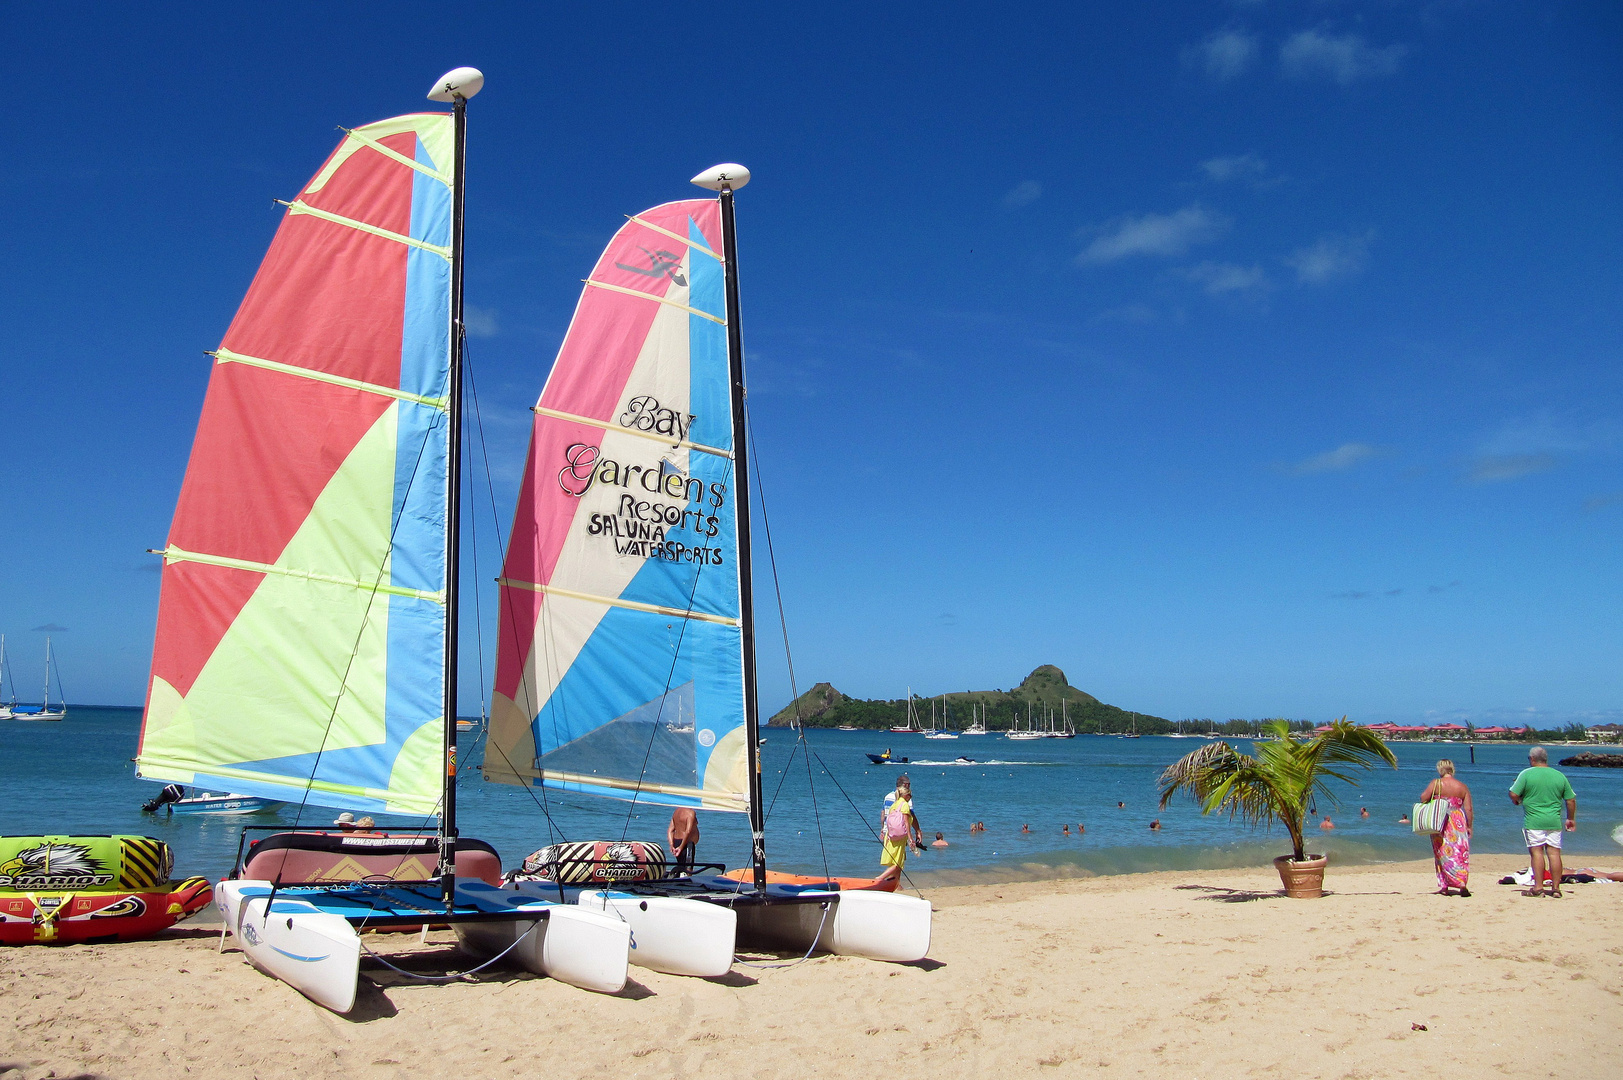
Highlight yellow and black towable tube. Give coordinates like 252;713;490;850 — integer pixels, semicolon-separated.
0;835;212;945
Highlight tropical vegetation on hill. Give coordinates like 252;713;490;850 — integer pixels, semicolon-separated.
767;666;1174;732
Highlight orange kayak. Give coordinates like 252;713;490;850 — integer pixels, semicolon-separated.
720;868;897;892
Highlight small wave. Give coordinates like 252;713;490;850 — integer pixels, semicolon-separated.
909;759;1053;767
1613;823;1623;849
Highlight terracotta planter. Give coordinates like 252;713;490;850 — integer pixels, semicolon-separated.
1274;854;1329;898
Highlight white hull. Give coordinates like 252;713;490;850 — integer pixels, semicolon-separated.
734;890;931;962
170;793;286;815
1005;732;1044;740
12;711;65;721
217;880;361;1014
924;733;958;740
565;887;737;977
453;883;629;993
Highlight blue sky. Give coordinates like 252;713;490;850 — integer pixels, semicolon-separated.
3;2;1618;727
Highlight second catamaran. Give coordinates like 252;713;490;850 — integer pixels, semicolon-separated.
484;165;931;963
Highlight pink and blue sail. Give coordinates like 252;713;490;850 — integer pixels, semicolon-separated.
488;199;750;812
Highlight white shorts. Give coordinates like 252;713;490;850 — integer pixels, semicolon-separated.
1524;828;1563;850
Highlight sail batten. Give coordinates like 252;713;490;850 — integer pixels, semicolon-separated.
488;200;749;812
212;348;450;408
138;114;455;818
283;199;452;257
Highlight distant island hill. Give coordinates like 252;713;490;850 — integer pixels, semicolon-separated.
766;665;1169;733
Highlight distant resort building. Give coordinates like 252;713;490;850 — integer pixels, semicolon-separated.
1317;721;1534;741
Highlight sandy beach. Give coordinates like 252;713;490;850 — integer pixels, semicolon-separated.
2;853;1616;1079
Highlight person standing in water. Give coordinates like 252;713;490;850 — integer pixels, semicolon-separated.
877;775;922;886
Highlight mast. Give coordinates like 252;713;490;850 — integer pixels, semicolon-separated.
428;67;484;904
42;638;51;711
694;165;764;890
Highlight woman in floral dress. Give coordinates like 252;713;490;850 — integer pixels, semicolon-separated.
1420;759;1473;896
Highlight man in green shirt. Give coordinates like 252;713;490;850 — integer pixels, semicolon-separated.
1508;746;1577;897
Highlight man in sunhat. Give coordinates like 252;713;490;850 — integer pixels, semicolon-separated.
333;812;357;832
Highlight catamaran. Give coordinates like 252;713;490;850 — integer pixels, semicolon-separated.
133;69;645;1014
483;161;931;963
11;637;66;721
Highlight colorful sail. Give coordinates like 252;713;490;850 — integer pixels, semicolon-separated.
136;114;455;817
486;199;748;812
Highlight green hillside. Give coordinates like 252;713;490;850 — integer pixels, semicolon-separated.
766;665;1169;733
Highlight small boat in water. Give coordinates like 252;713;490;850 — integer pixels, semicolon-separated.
11;637;66;721
141;784;284;815
866;751;910;764
174;792;285;815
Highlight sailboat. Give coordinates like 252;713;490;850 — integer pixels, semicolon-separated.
924;694;957;739
889;688;923;733
484;163;931;963
962;701;987;735
12;637;66;721
1007;702;1044;740
0;636;14;720
133;69;638;1014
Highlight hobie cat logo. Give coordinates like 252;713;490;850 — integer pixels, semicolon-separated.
614;246;687;287
0;843;114;888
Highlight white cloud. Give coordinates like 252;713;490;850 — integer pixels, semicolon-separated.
1182;261;1270;296
1079;206;1228;264
1186;30;1258;82
1001;180;1042;209
1289;442;1380;475
1285;232;1372;284
1200;153;1267;182
464;305;500;338
1465;411;1622;483
1468;454;1557;483
1280;29;1406;85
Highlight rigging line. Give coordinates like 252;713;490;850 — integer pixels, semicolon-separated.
800;739;928;900
617;457;721;842
288;404;441;835
746;405;831;882
760;737;801;821
356;918;542;982
464;334;567;844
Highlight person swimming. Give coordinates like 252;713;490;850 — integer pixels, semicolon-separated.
1149;820;1161;831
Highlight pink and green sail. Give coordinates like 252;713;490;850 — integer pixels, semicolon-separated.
136;114;456;817
486;199;749;812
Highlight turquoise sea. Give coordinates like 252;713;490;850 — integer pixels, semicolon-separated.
5;707;1621;885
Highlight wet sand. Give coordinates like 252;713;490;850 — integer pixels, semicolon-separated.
2;853;1617;1079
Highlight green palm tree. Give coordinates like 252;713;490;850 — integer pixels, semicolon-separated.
1158;718;1397;862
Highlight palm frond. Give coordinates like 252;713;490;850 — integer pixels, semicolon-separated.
1155;714;1397;860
